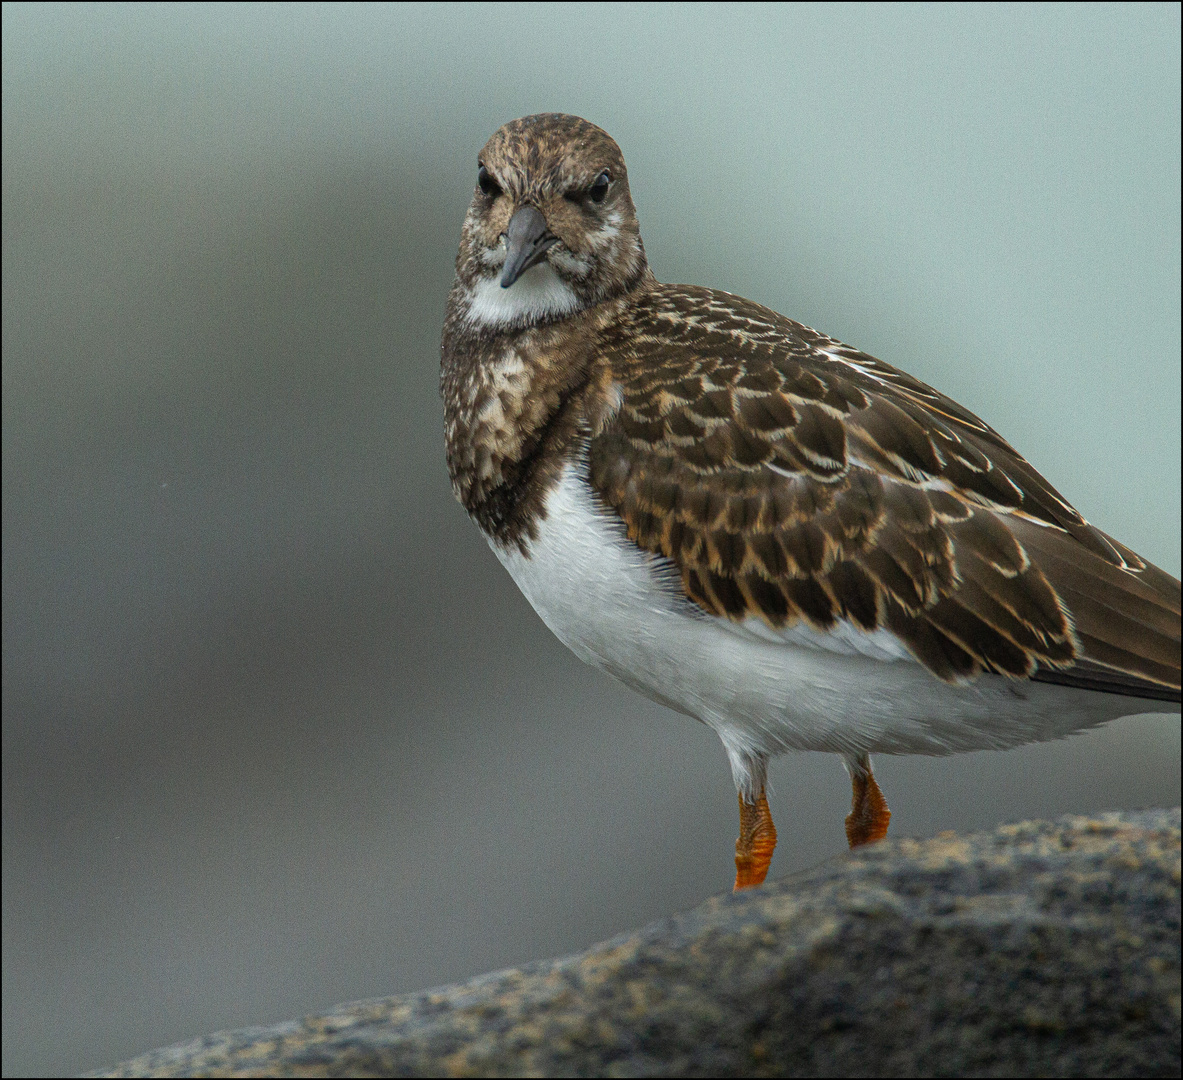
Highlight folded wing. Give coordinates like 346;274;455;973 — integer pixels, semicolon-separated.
588;285;1181;702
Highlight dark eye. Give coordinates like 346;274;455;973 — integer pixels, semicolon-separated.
588;170;611;203
477;164;501;198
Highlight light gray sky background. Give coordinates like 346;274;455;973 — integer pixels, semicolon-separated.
3;4;1179;1076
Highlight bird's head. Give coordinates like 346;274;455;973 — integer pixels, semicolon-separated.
453;114;649;330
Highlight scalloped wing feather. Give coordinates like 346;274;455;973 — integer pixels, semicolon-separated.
588;285;1180;700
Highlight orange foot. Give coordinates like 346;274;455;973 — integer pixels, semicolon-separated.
734;789;778;890
845;756;891;847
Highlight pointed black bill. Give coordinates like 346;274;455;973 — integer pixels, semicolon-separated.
500;205;559;288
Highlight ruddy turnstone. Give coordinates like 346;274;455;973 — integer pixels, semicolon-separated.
440;114;1182;890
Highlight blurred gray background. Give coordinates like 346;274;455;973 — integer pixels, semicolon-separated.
3;4;1179;1075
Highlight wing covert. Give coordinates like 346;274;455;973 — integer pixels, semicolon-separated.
587;285;1181;699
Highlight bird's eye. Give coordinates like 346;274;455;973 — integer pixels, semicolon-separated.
588;170;611;203
477;164;501;198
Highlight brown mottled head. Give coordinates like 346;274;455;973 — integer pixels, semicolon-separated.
451;114;651;330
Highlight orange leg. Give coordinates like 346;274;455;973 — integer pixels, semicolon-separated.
845;754;891;848
734;789;778;890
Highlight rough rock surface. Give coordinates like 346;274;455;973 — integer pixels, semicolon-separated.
91;810;1181;1078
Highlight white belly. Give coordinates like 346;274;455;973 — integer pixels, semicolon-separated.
491;462;1157;789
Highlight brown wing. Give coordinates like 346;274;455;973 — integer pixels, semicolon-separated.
588;284;1181;700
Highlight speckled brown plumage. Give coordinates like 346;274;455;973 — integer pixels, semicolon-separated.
441;112;1180;713
585;284;1180;695
441;112;1179;887
441;115;651;550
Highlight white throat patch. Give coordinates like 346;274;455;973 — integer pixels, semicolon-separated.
465;264;581;328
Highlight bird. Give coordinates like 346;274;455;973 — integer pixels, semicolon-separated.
440;113;1181;890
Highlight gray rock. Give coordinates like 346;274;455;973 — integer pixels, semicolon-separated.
90;810;1181;1078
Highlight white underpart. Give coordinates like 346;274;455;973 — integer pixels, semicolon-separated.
492;461;1156;799
465;264;580;328
731;613;913;662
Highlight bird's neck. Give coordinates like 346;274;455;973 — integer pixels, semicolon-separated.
440;283;636;549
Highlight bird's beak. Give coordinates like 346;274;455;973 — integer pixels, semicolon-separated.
500;205;559;288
